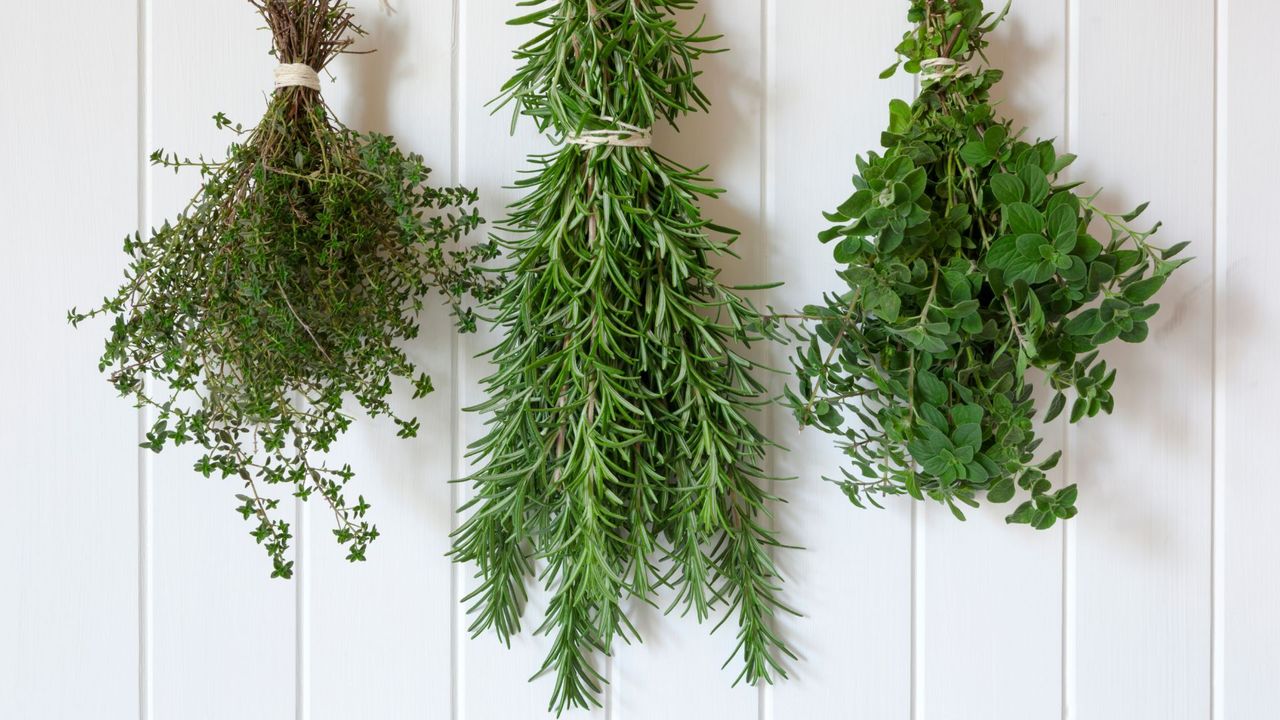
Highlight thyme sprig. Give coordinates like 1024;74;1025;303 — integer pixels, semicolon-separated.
787;0;1189;527
452;0;792;713
70;0;497;578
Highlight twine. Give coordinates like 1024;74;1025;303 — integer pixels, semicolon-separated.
920;57;973;82
566;119;653;149
274;63;321;92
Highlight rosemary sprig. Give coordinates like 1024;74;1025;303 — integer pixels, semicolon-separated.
452;0;792;713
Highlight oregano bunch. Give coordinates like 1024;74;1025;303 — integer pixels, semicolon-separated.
69;0;496;578
786;0;1189;528
452;0;791;712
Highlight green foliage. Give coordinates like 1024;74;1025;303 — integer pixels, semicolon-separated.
787;0;1189;528
452;0;791;713
69;0;495;578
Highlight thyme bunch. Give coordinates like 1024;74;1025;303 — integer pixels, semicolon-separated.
70;0;496;578
788;0;1189;527
453;0;791;712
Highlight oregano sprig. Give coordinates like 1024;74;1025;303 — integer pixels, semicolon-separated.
69;0;497;578
787;0;1189;528
452;0;792;713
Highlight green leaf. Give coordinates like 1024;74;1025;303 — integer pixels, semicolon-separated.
1047;205;1077;239
1070;397;1088;423
904;168;928;199
1004;203;1044;235
951;404;984;427
1018;167;1051;205
988;478;1016;504
833;237;861;264
990;174;1025;205
986;235;1020;271
984;125;1009;154
836;189;873;219
917;371;949;406
1123;276;1168;303
1122;201;1151;222
1050;153;1078;175
1007;501;1036;524
1088;262;1115;289
889;99;912;134
1064;309;1104;336
1120;321;1150;343
952;423;983;452
866;286;902;322
1044;392;1067;423
960;141;995;167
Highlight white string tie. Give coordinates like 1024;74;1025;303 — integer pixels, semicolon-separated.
920;57;973;82
274;63;321;92
566;120;653;149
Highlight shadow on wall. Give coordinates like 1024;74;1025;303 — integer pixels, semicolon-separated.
344;12;399;133
985;13;1056;132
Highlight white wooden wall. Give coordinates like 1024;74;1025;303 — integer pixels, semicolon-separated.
2;0;1273;718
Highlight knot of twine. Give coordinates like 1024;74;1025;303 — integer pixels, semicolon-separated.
566;119;653;149
920;57;973;82
273;1;396;92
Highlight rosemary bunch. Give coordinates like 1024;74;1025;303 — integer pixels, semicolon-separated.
787;0;1189;527
70;0;496;578
453;0;791;712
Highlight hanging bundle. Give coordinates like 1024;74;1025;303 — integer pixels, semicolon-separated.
452;0;791;712
69;0;496;578
788;0;1189;527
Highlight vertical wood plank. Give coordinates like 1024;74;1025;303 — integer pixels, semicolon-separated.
923;2;1067;718
0;2;141;717
1222;0;1280;714
768;2;915;719
610;1;765;716
455;1;597;717
1071;1;1215;718
149;3;296;718
302;2;458;718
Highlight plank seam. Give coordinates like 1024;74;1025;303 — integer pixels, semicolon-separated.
450;2;465;719
1210;0;1227;717
296;498;310;720
137;0;154;716
759;0;775;718
910;63;925;720
1061;1;1077;719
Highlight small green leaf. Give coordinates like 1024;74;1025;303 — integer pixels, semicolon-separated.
988;478;1016;504
990;174;1025;205
889;99;912;134
1123;276;1168;303
917;371;949;405
1044;392;1067;423
1005;203;1044;235
960;141;994;167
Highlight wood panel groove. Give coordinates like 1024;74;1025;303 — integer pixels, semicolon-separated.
138;0;154;718
1210;0;1225;718
451;1;466;717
